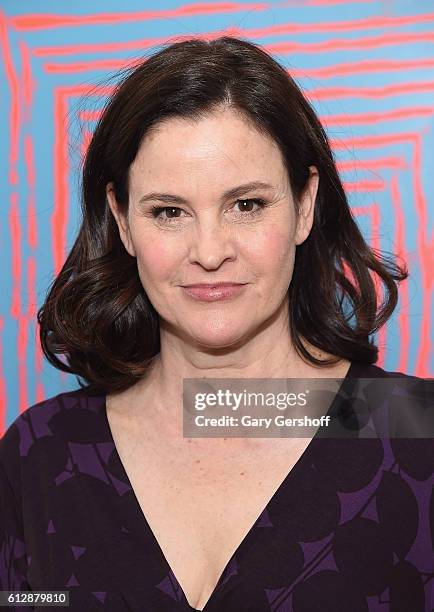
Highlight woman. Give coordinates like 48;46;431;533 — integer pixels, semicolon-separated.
0;36;432;612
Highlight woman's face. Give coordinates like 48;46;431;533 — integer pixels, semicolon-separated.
107;108;318;349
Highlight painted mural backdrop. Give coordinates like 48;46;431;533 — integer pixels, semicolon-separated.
1;0;433;432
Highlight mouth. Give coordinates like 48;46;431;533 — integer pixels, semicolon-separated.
180;282;246;288
180;283;247;302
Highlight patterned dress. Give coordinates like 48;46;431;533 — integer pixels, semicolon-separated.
1;361;433;611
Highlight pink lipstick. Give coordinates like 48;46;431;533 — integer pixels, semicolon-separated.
181;283;247;302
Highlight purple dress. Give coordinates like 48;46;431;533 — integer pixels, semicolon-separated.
1;361;433;611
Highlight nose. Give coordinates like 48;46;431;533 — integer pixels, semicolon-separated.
187;215;237;270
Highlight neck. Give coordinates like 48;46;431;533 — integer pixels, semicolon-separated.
124;316;349;436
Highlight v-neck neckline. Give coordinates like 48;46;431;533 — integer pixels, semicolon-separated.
100;361;361;611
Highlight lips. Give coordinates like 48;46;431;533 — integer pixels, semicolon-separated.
180;283;247;302
181;283;245;288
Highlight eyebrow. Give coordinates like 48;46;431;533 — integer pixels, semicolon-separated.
137;181;275;205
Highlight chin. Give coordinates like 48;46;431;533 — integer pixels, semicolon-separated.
188;321;250;349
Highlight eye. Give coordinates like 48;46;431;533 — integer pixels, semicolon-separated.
150;198;267;224
151;206;185;219
232;198;267;214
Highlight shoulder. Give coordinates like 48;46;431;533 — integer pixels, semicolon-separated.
348;360;422;379
348;361;431;400
0;389;107;485
346;361;433;438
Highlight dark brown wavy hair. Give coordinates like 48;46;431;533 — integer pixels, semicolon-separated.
37;35;408;394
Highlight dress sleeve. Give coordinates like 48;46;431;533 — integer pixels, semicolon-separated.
0;451;31;593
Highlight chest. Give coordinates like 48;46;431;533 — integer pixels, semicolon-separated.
111;427;311;610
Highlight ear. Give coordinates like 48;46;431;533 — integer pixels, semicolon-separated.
106;182;136;257
294;166;319;246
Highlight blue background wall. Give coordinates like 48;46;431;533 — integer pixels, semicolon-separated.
1;0;433;430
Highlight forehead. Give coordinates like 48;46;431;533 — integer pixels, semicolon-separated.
128;109;289;193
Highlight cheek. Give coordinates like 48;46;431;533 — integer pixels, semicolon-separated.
246;225;295;272
134;235;178;282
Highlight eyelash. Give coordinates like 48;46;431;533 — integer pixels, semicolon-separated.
150;198;267;223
